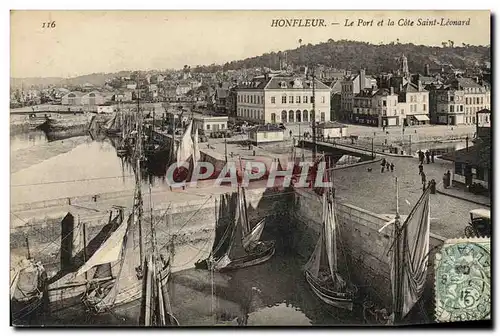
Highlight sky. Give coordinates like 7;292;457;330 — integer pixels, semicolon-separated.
10;10;491;78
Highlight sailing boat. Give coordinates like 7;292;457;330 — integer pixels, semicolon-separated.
390;180;432;323
80;106;152;316
103;111;121;137
304;183;357;311
139;187;179;326
195;184;275;271
10;258;47;323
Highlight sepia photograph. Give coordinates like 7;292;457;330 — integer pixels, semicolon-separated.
9;9;491;327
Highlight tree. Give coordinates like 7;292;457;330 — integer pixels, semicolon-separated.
442;41;448;48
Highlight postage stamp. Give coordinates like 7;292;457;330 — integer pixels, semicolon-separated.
434;238;491;323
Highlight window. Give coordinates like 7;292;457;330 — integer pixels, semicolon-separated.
282;96;287;104
289;96;294;104
297;96;301;104
450;105;454;112
207;124;211;130
401;109;404;115
423;104;426;111
321;96;325;103
311;96;315;103
271;96;276;104
304;96;308;103
450;96;454;102
460;105;463;112
221;124;225;129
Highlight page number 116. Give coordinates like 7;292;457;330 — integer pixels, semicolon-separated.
42;21;56;28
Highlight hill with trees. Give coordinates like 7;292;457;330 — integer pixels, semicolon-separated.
217;39;490;74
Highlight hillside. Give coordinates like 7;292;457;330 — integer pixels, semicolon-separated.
10;71;133;89
221;40;491;74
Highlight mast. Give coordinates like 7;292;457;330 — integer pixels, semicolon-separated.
311;66;317;161
393;177;403;323
136;90;145;266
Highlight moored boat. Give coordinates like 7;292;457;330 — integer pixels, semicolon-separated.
10;258;47;324
304;188;357;311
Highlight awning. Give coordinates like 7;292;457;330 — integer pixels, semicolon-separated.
414;115;430;121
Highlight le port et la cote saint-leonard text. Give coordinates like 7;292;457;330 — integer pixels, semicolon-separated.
270;17;471;28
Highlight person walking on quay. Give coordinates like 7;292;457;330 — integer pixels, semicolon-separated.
421;171;427;190
446;170;451;188
386;162;390;172
390;162;394;172
425;150;431;164
418;150;424;164
442;173;448;189
418;163;424;175
289;130;293;138
381;158;386;173
431;150;435;163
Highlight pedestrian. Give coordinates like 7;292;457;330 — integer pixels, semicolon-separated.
390;163;394;172
442;173;448;189
418;163;423;175
421;171;427;188
446;170;451;188
327;134;330;142
431;150;435;163
425;150;430;164
289;130;293;138
386;162;390;172
381;158;386;173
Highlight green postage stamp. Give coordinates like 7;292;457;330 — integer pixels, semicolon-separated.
434;238;491;323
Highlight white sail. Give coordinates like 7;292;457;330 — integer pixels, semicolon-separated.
75;216;129;277
392;188;431;318
176;120;194;166
192;126;201;167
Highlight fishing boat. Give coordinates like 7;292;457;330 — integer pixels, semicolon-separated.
304;179;358;311
139;187;179;326
389;180;432;324
10;258;47;323
45;207;127;313
195;184;275;272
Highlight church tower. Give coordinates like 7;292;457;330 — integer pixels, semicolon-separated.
399;54;410;79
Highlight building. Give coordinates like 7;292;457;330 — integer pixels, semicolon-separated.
97;104;118;114
396;81;430;126
248;124;284;144
428;78;490;125
324;79;342;121
81;91;108;106
192;115;228;136
113;90;134;102
454;78;491;125
61;91;84;105
442;146;491;192
315;121;348;139
340;69;378;119
351;88;400;127
236;75;331;125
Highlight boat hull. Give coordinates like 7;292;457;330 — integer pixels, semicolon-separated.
11;294;44;325
305;271;356;311
196;241;275;272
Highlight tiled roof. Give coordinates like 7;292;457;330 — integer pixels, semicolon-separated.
456;78;482;88
265;76;330;90
402;83;426;93
355;88;378;98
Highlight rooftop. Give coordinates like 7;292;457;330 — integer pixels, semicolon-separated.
250;124;284;133
315;121;347;129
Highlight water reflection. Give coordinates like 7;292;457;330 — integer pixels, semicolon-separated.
10;130;48;151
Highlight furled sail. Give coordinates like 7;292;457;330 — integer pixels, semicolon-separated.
103;113;117;130
176;120;194;166
391;188;431;318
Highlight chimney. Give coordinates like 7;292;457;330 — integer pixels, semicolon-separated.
359;69;366;90
390;87;394;95
418;80;422;91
